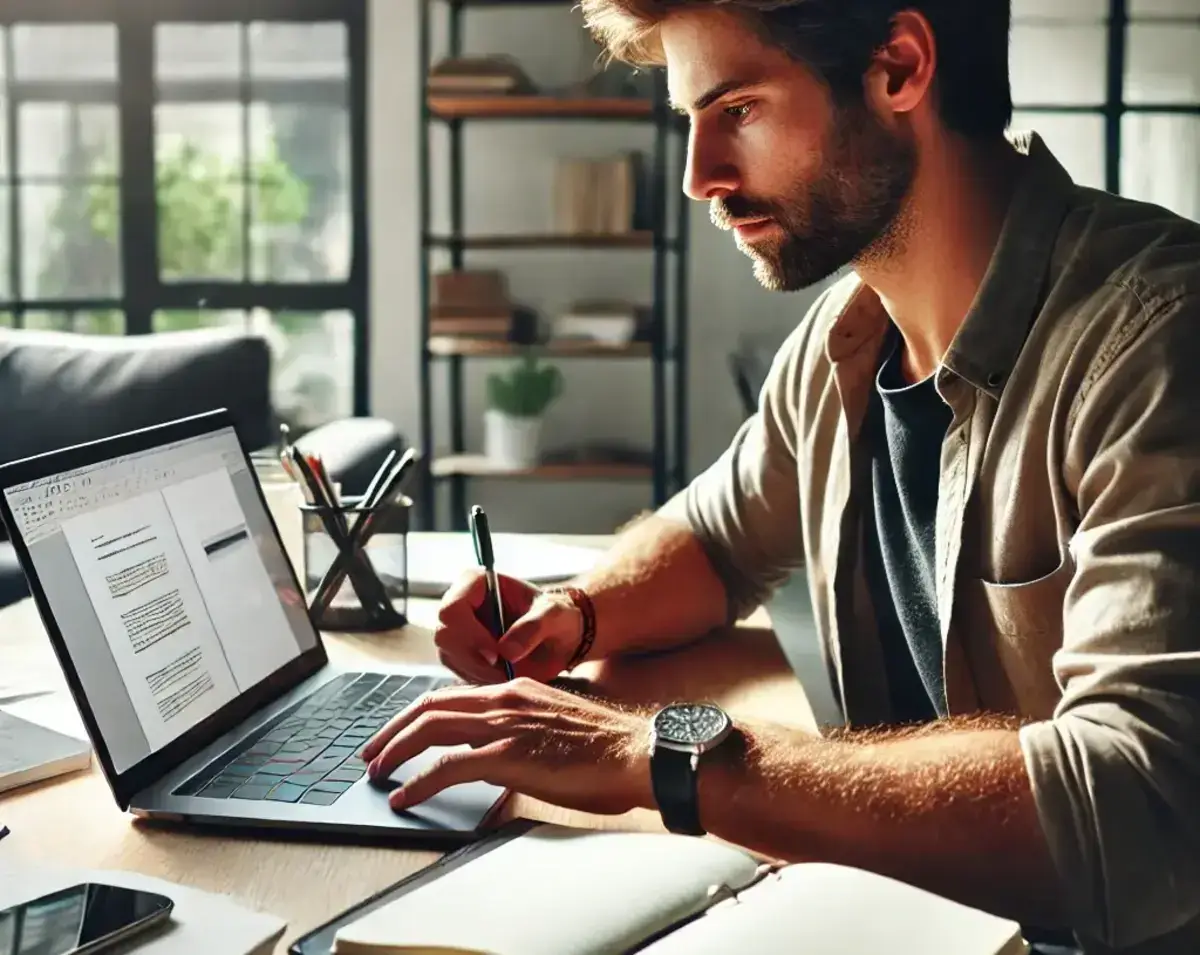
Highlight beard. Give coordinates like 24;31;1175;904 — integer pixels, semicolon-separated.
711;102;917;292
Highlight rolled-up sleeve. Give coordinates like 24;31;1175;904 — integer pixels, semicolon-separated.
658;314;817;622
1019;292;1200;950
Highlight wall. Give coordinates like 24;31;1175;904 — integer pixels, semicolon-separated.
368;0;828;533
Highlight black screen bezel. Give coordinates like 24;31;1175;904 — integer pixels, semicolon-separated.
0;408;328;810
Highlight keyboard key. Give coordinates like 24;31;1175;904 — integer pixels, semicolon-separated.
256;761;301;777
222;762;258;778
300;789;342;806
324;767;365;784
231;782;275;800
310;780;353;794
265;782;309;803
197;781;239;799
285;771;327;788
302;758;341;779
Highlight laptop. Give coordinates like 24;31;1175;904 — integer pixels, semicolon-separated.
0;409;505;842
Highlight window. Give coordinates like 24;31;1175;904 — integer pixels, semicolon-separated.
0;1;367;434
1011;0;1200;223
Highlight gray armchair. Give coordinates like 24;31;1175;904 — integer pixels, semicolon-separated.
0;327;404;607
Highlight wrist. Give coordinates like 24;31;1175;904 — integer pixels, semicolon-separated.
546;585;596;668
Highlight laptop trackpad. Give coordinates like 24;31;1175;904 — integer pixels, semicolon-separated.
371;746;504;828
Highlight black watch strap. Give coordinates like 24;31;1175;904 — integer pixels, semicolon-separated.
650;747;704;836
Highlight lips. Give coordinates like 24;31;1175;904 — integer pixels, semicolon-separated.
732;218;776;241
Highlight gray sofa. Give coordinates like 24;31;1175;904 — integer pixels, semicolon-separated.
0;328;405;607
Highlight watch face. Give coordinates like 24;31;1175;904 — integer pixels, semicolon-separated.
653;703;730;747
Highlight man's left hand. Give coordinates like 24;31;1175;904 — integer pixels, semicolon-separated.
360;677;655;815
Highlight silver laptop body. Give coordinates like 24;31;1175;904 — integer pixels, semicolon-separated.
0;409;503;843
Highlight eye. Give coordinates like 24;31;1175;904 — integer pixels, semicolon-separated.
723;102;754;120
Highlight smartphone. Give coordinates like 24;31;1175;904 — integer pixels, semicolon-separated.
0;882;173;954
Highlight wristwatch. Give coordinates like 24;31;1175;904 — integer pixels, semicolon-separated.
648;702;734;836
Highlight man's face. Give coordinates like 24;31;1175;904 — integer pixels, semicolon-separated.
662;9;917;291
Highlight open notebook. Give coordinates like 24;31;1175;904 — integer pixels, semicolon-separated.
293;822;1028;955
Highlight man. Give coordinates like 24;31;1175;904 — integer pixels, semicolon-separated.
363;2;1200;951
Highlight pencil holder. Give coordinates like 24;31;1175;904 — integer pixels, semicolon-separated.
300;494;411;632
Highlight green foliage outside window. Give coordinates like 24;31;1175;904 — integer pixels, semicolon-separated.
36;137;310;335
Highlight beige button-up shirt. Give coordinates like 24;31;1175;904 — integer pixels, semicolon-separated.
663;133;1200;953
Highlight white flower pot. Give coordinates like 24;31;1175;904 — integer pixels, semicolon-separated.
484;409;544;469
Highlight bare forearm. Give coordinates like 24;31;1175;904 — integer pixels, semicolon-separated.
697;717;1067;929
571;515;729;660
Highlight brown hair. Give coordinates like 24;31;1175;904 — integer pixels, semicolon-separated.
580;0;1013;138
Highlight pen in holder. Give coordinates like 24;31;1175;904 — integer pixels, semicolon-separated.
301;494;410;632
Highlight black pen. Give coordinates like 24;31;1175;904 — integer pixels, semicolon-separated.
469;505;514;680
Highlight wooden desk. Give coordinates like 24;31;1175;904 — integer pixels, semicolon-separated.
0;536;813;953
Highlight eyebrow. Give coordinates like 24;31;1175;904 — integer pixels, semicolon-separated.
668;79;752;115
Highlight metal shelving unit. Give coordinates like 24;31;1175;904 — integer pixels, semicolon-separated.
416;0;689;531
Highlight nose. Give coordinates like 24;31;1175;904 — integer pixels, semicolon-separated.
682;125;739;202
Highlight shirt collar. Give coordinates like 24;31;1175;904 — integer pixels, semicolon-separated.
824;132;1075;400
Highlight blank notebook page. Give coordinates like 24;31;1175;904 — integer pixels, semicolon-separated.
637;862;1027;955
332;825;758;955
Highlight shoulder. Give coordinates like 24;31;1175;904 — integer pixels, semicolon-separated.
1043;191;1200;425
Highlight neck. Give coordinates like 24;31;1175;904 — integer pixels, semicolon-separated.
856;134;1023;383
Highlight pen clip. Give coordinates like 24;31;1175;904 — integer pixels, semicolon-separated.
469;505;494;569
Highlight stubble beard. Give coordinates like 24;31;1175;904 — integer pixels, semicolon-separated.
713;104;918;292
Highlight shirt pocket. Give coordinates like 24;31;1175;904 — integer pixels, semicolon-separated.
979;553;1074;637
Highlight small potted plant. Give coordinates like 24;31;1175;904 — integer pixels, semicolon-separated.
484;353;564;469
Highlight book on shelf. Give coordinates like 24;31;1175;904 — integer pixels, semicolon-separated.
552;300;652;345
301;822;1027;955
426;55;535;95
553;153;642;235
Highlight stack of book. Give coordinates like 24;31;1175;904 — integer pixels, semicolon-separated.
553;153;642;235
430;270;533;342
426;55;535;95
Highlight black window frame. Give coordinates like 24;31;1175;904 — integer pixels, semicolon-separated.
0;0;370;418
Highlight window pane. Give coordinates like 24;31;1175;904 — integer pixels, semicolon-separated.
0;185;9;302
13;25;117;82
246;22;351;283
0;30;8;180
23;311;71;332
1013;0;1108;15
73;310;124;334
0;311;12;327
17;104;119;179
1121;114;1200;222
253;309;353;429
249;104;350;282
1010;23;1108;106
1125;24;1200;103
156;24;242;82
1011;111;1106;189
21;183;121;298
156;105;246;281
152;309;248;333
1130;0;1200;15
249;23;347;81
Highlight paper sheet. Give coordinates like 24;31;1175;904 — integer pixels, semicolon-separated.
398;534;601;597
0;865;285;955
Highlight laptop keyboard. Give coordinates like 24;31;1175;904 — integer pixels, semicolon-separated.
174;672;452;807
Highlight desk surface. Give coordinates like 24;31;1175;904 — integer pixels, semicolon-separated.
0;535;813;954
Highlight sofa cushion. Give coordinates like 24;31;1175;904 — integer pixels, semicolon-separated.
0;328;274;467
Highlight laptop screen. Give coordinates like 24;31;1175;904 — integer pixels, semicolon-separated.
2;425;319;775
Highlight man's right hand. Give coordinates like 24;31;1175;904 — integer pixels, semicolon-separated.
433;571;584;685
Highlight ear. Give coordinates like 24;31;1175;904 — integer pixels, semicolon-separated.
863;10;936;122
